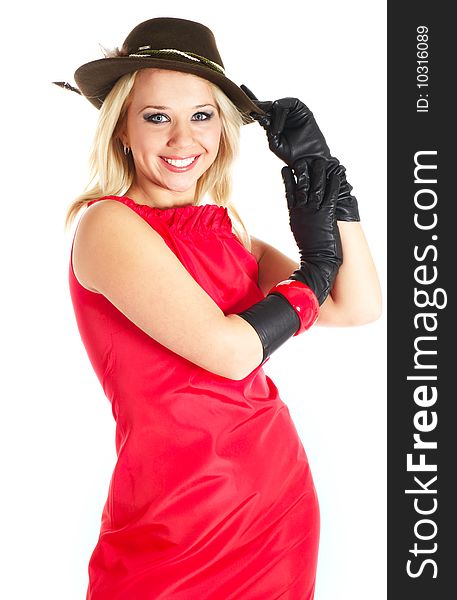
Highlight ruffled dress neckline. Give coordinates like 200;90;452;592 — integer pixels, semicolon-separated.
87;195;234;236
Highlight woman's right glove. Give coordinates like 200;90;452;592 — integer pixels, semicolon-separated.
236;157;343;367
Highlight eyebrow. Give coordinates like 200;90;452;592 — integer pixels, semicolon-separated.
138;103;217;113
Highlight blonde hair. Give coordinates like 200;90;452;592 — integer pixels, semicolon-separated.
64;68;252;252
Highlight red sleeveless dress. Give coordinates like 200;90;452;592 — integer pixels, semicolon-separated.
68;195;320;599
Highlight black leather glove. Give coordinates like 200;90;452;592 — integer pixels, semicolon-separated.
284;158;343;305
236;157;341;367
240;84;360;222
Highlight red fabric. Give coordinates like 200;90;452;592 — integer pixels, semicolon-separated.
69;195;319;599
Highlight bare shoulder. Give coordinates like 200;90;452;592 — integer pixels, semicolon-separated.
72;199;158;292
76;198;142;233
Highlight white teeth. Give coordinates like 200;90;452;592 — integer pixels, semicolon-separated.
163;156;197;167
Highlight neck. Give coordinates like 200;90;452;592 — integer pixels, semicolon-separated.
125;179;197;209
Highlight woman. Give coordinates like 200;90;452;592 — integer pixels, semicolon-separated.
58;17;381;599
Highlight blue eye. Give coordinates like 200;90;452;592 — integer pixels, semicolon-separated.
144;113;168;123
193;111;213;121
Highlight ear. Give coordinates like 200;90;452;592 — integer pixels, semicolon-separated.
118;131;128;146
115;120;128;146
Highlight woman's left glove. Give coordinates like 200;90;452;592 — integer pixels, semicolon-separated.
240;84;360;222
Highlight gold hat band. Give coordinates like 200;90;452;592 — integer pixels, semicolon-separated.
128;47;225;75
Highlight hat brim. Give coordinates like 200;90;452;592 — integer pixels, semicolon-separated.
74;57;266;125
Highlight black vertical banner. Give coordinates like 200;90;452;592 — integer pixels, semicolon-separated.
388;2;455;598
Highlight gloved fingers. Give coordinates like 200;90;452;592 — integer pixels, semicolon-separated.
251;112;272;130
240;84;274;119
281;166;298;210
250;106;273;130
322;170;342;212
270;103;289;137
308;158;327;208
292;159;310;208
271;97;312;135
271;97;319;139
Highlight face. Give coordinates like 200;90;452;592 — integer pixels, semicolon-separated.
121;68;222;206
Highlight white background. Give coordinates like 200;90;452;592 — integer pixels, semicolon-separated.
1;1;386;598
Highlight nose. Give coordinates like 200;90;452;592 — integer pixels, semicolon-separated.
167;119;196;150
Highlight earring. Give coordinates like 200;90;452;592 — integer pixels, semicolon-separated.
123;143;131;155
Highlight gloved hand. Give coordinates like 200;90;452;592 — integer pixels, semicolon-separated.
240;84;360;222
283;157;343;305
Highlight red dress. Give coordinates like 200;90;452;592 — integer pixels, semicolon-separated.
69;195;320;599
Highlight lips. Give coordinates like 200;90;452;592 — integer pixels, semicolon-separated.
161;154;201;160
160;154;201;173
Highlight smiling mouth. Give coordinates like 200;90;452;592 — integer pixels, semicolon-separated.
161;155;201;167
160;155;202;172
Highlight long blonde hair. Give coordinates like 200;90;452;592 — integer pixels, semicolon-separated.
64;68;252;252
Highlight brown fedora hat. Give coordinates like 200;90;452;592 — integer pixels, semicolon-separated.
68;17;266;124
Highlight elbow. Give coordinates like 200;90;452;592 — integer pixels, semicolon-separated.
227;370;248;382
351;312;382;326
344;301;383;326
362;295;383;324
229;363;258;381
217;363;250;381
225;356;260;381
205;359;249;382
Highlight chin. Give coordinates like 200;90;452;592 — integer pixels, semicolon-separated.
165;181;198;193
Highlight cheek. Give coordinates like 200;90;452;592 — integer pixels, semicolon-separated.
203;125;222;154
129;121;160;148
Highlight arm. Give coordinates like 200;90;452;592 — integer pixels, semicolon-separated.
73;200;263;380
241;87;381;323
251;221;382;326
